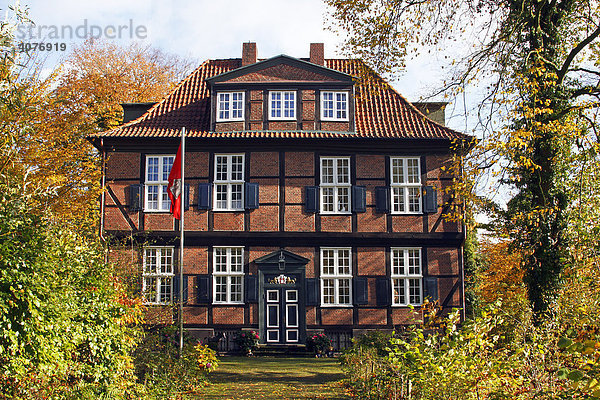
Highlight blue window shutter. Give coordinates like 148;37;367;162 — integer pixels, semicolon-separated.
245;182;260;209
305;186;319;213
245;275;258;303
375;186;390;214
423;186;438;213
197;183;211;210
184;183;190;211
376;278;390;306
183;275;188;303
353;277;368;305
129;184;143;211
305;278;319;306
173;275;188;303
196;275;211;303
352;186;366;213
423;277;438;302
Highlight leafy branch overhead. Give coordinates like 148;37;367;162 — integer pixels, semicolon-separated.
327;0;600;316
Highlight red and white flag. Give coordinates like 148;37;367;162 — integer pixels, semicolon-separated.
167;144;182;219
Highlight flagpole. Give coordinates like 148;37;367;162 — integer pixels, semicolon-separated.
179;127;186;356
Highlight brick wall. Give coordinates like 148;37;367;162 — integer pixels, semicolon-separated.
212;306;245;325
358;308;387;326
321;308;353;325
106;152;140;179
357;247;386;275
250;152;278;176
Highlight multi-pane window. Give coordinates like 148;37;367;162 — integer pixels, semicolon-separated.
213;247;244;304
391;248;422;306
142;247;174;304
217;92;244;121
269;91;295;119
391;157;422;213
321;91;348;120
214;154;244;211
145;155;174;211
320;157;351;214
320;248;352;306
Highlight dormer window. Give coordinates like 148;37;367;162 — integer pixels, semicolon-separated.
321;91;348;121
269;91;295;120
217;92;244;121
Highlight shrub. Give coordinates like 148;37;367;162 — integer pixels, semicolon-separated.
306;333;333;355
234;330;259;355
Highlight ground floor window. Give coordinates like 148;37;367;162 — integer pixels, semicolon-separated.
320;248;352;306
391;248;422;306
142;247;174;304
213;247;244;304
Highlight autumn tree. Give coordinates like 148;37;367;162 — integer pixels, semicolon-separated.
326;0;600;316
7;40;193;230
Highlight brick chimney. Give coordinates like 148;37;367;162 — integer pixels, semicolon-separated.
242;42;257;66
310;43;324;66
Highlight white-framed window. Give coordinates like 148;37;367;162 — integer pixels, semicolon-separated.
321;91;348;121
145;155;174;211
391;248;422;306
217;92;244;121
214;154;245;211
269;91;296;120
320;248;352;306
142;247;174;304
320;157;351;214
391;157;422;214
213;247;244;304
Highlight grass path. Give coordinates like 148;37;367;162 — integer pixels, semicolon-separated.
195;356;350;399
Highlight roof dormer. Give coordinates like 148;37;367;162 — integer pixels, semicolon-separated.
208;43;355;133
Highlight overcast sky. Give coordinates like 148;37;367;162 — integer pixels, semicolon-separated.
6;0;469;132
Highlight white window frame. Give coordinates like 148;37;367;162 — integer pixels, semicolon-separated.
216;91;245;122
390;157;422;214
320;248;352;307
213;247;245;304
145;155;175;212
391;248;423;306
213;154;245;211
142;246;174;305
269;91;296;120
321;91;349;121
320;157;351;214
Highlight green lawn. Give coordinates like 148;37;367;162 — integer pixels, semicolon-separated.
195;356;350;399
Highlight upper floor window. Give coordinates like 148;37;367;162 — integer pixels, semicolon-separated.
321;248;352;306
321;91;348;121
217;92;244;121
213;247;244;304
320;157;351;214
391;248;422;306
145;155;174;211
214;154;245;211
143;247;174;304
391;157;421;214
269;91;295;120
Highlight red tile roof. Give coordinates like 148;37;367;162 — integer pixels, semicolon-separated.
91;58;464;140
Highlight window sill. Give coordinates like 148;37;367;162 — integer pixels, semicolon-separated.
320;304;353;308
390;212;423;215
321;118;349;122
319;212;352;215
212;208;245;212
269;118;297;121
216;118;244;122
143;210;171;213
391;304;422;308
212;302;245;306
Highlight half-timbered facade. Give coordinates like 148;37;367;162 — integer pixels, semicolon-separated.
89;43;468;349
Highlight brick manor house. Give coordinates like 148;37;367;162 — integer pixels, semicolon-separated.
89;43;469;350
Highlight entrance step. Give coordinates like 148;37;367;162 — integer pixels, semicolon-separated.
253;344;311;357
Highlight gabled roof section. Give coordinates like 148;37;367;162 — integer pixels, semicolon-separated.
206;54;352;85
89;57;465;140
253;249;310;265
